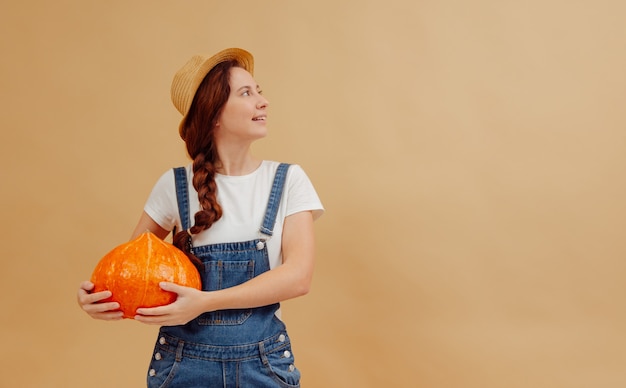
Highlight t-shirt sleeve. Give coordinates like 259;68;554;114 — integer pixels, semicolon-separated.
143;169;179;231
285;164;324;220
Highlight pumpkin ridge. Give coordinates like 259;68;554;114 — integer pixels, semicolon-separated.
121;240;137;318
138;233;152;315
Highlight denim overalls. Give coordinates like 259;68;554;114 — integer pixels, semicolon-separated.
147;163;301;388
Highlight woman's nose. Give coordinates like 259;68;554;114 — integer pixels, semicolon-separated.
257;95;269;109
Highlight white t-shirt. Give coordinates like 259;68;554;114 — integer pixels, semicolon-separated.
144;160;324;270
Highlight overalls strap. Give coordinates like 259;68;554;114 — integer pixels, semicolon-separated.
172;163;291;237
173;167;191;231
260;163;290;237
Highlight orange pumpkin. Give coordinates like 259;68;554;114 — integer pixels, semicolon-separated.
91;231;202;319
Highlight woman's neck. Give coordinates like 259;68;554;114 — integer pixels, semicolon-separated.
216;152;261;176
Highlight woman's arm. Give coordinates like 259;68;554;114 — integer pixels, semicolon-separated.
134;210;316;326
130;211;170;240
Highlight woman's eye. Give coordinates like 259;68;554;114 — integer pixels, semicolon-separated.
242;90;250;96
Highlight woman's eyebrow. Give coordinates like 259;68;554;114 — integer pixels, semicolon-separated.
236;84;262;92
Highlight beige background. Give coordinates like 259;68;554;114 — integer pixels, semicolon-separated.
1;1;625;387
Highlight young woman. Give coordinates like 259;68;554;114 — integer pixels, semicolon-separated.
77;48;324;387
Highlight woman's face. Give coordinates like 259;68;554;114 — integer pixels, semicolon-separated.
215;66;269;143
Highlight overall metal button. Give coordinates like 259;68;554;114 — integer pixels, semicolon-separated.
159;337;166;345
149;369;156;377
289;364;296;372
278;334;286;342
256;241;265;250
283;350;291;358
154;352;162;360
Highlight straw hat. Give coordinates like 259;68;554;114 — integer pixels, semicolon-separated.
171;48;254;139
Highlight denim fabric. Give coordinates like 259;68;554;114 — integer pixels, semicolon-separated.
259;164;290;237
147;164;300;387
147;329;300;388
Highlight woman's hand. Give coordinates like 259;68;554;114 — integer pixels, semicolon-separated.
76;280;124;320
134;282;207;326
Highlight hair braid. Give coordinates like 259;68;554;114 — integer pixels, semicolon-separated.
172;60;240;266
190;152;222;234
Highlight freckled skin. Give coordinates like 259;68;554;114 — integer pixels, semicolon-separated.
91;232;201;319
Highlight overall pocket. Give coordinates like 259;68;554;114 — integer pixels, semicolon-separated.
198;259;255;325
146;344;180;388
260;342;301;387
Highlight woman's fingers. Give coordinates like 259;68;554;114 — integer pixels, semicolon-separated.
77;280;124;320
